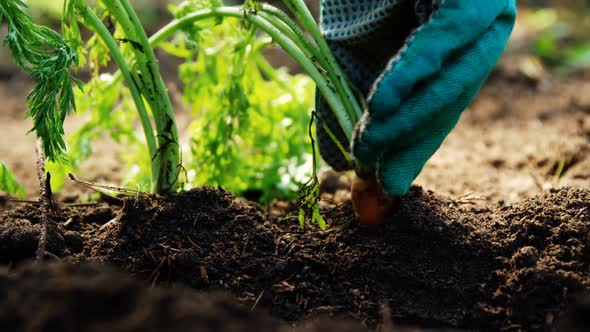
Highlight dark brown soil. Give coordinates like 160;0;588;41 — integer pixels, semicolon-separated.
1;185;589;331
0;262;372;332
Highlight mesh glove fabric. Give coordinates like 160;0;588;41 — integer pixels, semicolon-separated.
315;0;517;196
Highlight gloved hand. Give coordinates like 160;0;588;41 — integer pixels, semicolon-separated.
316;0;517;197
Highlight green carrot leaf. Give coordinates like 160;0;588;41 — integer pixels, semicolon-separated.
0;0;81;163
167;19;313;203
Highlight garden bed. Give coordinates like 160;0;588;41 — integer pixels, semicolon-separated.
1;183;590;331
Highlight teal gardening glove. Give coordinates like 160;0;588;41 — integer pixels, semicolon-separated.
316;0;517;196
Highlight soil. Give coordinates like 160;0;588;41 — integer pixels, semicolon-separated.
0;184;589;331
0;262;378;332
2;13;590;332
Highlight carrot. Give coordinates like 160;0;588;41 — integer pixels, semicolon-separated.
350;177;395;225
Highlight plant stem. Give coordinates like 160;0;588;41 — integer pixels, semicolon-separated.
257;5;361;135
279;0;362;121
35;139;49;261
259;5;326;67
253;52;289;90
101;0;180;193
317;115;352;163
257;12;312;58
147;7;355;137
93;3;361;169
79;5;159;183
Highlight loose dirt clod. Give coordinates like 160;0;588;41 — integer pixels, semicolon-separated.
1;186;589;331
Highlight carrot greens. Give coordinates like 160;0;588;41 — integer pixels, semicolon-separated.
1;0;363;227
0;0;80;163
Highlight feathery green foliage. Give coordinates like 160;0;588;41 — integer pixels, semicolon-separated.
174;20;315;203
0;0;81;163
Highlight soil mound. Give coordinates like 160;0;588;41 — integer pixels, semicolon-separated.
1;186;589;331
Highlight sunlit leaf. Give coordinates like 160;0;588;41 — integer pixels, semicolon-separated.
0;161;26;198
